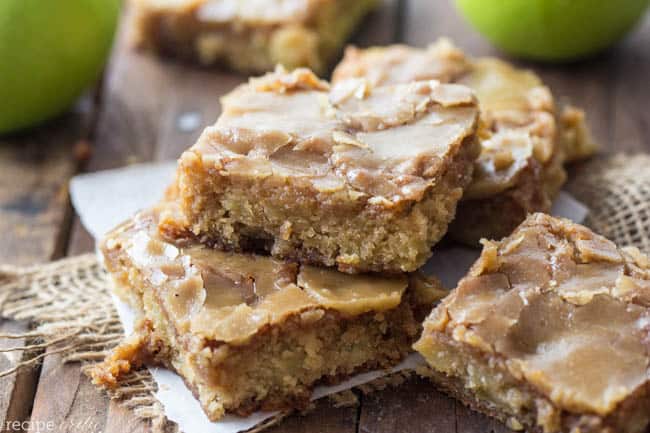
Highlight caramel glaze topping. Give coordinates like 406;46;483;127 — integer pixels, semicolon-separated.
102;203;413;345
181;66;479;206
332;39;559;200
426;213;650;416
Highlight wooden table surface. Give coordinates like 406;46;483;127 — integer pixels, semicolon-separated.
1;1;649;432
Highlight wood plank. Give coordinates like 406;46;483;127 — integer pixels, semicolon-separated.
357;368;516;433
357;376;512;433
358;377;456;433
267;400;359;433
0;104;92;433
28;353;110;433
0;320;41;433
0;110;87;266
102;401;151;433
611;13;650;152
403;0;493;53
455;408;512;433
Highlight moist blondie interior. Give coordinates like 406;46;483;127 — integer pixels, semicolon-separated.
333;39;597;244
174;67;480;273
414;213;650;433
129;0;378;74
91;202;444;421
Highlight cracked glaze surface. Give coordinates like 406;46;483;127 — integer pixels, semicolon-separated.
183;67;478;205
420;213;650;416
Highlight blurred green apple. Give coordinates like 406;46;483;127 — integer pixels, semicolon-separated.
0;0;120;134
455;0;649;61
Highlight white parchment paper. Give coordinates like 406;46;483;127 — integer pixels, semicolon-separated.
70;162;588;433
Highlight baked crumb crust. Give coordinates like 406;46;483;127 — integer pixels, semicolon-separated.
415;213;650;433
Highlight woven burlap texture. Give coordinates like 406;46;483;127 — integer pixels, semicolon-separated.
566;153;650;252
0;153;648;432
0;255;173;429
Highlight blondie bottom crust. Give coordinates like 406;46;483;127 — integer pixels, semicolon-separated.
91;203;444;421
175;67;479;273
333;40;597;244
414;213;650;433
129;0;378;74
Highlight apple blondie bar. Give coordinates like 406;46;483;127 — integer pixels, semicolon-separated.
414;213;650;433
174;67;480;273
91;202;444;421
129;0;378;74
333;39;597;244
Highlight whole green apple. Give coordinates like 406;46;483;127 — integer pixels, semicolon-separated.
0;0;120;134
455;0;649;61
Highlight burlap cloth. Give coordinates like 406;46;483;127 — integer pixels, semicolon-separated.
0;153;648;432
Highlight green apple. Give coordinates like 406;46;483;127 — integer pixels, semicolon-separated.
0;0;120;134
455;0;649;61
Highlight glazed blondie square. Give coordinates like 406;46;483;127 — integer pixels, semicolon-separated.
91;202;443;421
129;0;378;74
333;40;598;244
414;213;650;433
175;67;480;273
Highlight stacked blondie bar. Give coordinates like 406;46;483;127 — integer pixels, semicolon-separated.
91;37;650;433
